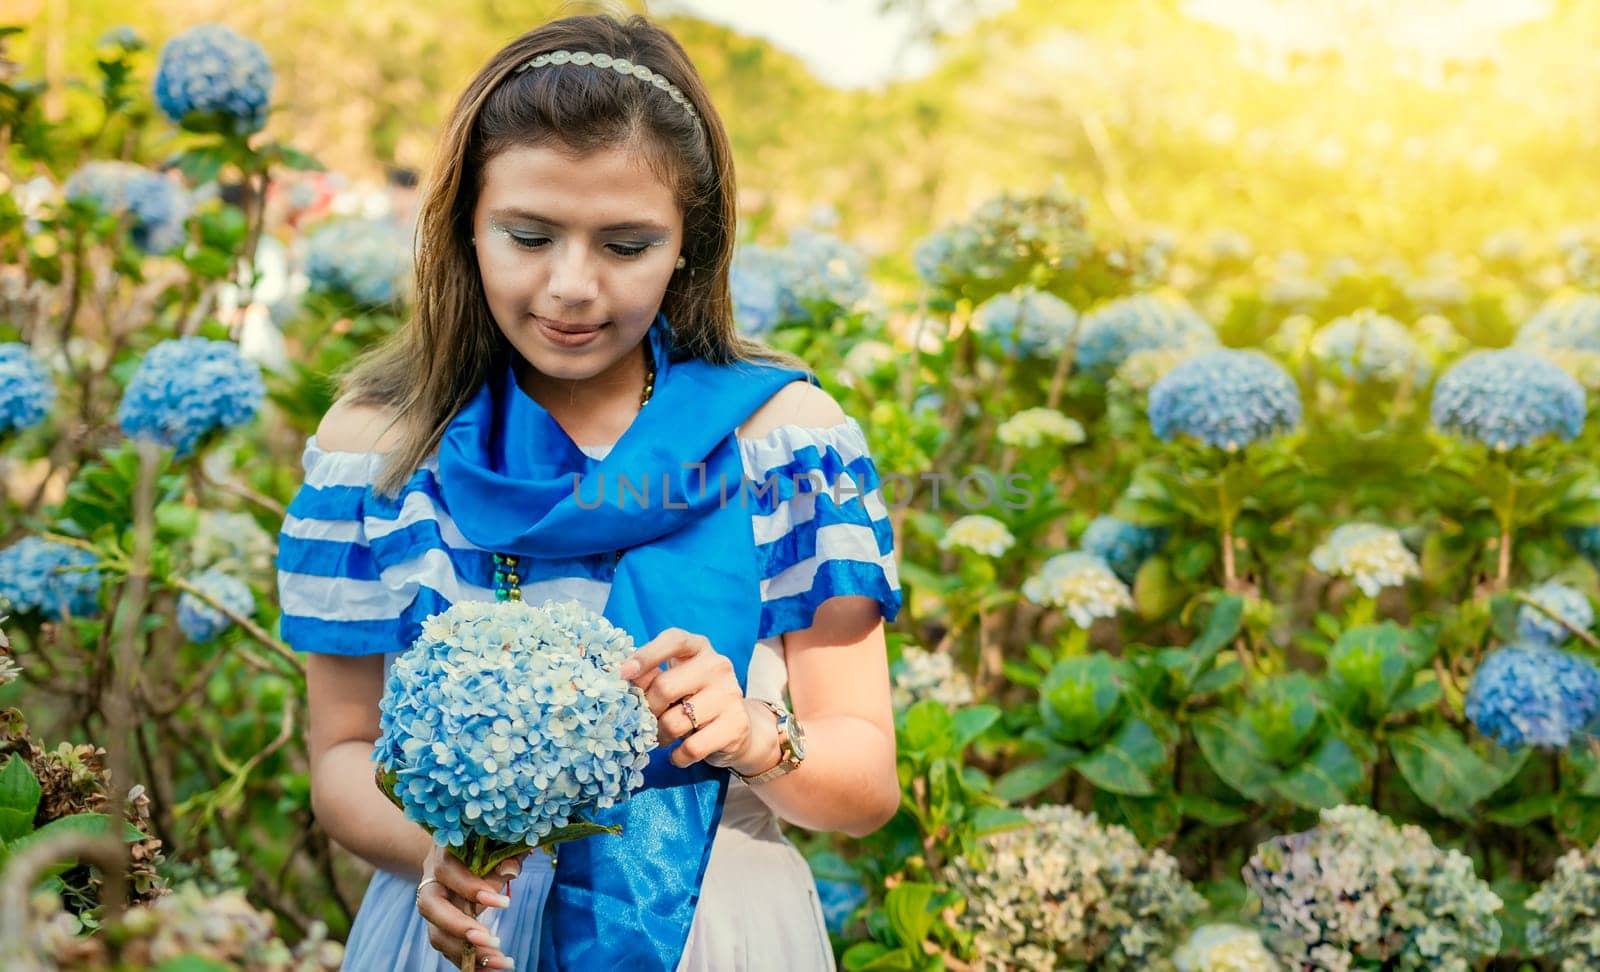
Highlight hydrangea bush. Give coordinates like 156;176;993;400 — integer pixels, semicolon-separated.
65;160;192;254
1309;523;1420;596
730;229;870;334
1080;514;1167;583
1075;294;1217;379
945;805;1205;970
153;24;275;134
176;569;256;643
1021;552;1133;627
890;646;975;711
1516;580;1594;645
1148;348;1303;450
1243;805;1502;972
1430;348;1585;451
117;337;265;455
303;216;412;306
1310;309;1427;384
0;538;102;619
969;286;1078;357
939;514;1015;558
0;342;56;435
1526;840;1600;970
1465;642;1600;749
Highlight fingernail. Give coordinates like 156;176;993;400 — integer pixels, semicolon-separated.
478;890;512;909
619;660;638;678
493;959;516;970
467;929;502;949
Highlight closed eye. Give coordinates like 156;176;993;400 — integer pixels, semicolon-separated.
504;234;649;259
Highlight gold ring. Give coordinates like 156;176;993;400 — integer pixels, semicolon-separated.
680;695;699;732
416;876;439;905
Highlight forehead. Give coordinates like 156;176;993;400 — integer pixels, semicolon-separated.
477;143;681;226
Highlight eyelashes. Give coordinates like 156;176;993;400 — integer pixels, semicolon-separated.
497;228;657;259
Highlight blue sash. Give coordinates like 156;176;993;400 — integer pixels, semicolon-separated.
436;318;807;969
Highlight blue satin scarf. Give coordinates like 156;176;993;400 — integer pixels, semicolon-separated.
436;317;808;970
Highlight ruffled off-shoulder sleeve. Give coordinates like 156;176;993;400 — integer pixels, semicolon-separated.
740;419;902;640
275;438;484;656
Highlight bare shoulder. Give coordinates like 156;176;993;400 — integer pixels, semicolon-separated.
739;380;849;439
314;395;410;454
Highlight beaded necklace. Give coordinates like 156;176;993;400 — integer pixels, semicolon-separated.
492;343;657;602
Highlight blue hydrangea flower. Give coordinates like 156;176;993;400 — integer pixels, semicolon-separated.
0;537;102;619
117;337;265;456
0;343;56;436
1075;295;1217;379
814;878;866;935
1310;309;1428;384
303;217;411;306
65;161;192;254
1431;349;1585;451
970;287;1077;357
1148;349;1303;451
176;569;255;643
1080;515;1167;584
1516;582;1594;646
153;24;274;135
731;230;870;335
1516;294;1600;354
375;599;658;849
1466;643;1600;750
911;185;1098;297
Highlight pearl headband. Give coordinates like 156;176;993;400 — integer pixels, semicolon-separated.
514;50;700;123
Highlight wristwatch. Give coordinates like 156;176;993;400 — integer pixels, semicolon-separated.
734;699;806;785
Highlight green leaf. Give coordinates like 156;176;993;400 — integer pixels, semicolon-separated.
1486;793;1558;826
994;757;1071;803
1192;660;1245;696
1177;792;1250;825
1193;712;1276;801
971;806;1029;834
900;700;954;755
1270;737;1365;810
151;959;235;972
1002;660;1042;687
1074;719;1164;796
1189;595;1245;663
882;882;938;948
1039;654;1124;744
0;755;42;843
1389;680;1442;716
0;813;141;881
950;705;1000;751
1390;726;1525;819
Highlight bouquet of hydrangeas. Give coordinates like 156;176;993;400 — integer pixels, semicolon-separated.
373;599;657;969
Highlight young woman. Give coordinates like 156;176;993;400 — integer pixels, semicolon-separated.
276;13;901;971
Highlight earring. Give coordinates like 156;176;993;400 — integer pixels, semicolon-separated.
674;256;686;270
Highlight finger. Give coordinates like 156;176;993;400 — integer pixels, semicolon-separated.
670;714;741;768
656;700;698;745
620;629;708;680
438;849;515;913
646;652;734;713
420;882;504;949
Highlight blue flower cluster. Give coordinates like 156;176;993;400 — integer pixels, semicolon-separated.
153;24;274;135
1516;294;1600;354
1075;295;1217;379
1310;309;1428;384
1517;582;1594;646
303;217;412;306
1148;349;1303;451
0;537;102;619
730;229;870;335
176;569;255;643
911;185;1099;297
814;878;866;935
970;287;1078;357
65;161;192;254
117;338;264;456
0;343;55;436
1080;515;1167;583
1466;643;1600;750
1430;349;1585;451
374;599;658;848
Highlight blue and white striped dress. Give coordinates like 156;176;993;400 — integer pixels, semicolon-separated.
277;418;901;972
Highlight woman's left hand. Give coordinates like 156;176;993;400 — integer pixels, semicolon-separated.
619;627;773;772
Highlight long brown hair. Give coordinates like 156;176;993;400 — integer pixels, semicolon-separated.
341;13;788;494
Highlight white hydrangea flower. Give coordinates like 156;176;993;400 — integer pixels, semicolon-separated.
891;647;975;711
940;515;1015;558
840;339;895;386
1310;523;1420;597
997;407;1086;449
1022;552;1133;628
1174;924;1282;972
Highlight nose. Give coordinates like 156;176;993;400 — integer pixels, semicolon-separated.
547;241;599;305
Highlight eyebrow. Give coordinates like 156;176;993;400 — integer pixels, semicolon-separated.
489;208;672;234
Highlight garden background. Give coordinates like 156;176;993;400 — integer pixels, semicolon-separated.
8;0;1600;968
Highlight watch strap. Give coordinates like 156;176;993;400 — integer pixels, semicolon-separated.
734;699;802;785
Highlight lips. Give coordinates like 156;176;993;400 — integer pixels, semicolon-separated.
535;315;605;334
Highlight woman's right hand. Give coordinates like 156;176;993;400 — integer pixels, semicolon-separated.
417;843;522;970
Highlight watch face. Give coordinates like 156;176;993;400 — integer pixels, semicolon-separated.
786;714;807;761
